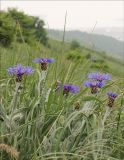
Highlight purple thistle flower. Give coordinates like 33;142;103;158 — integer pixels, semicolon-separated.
88;72;111;82
7;64;34;82
107;92;118;107
54;81;80;95
84;81;105;94
63;84;80;95
84;81;105;88
107;92;118;99
33;58;54;63
33;58;54;70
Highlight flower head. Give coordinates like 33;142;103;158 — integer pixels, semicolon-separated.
107;92;118;107
84;81;105;94
7;64;34;82
63;84;80;95
33;58;54;70
84;81;105;88
54;81;80;95
107;92;118;99
88;72;111;82
33;58;54;63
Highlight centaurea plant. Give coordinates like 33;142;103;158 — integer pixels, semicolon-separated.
33;58;54;96
96;92;118;159
7;64;34;131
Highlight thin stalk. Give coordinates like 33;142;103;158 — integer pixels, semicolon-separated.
117;98;124;130
10;82;20;112
38;71;47;97
102;106;112;126
62;11;67;45
8;82;20;136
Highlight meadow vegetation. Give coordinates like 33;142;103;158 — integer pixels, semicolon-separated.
0;9;124;160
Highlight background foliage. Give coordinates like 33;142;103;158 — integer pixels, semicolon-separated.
0;9;48;47
0;9;124;160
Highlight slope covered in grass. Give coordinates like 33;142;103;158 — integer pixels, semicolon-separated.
0;8;124;159
0;37;124;160
48;29;124;59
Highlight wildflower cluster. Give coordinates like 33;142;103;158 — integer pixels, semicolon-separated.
7;59;118;107
84;72;111;94
7;58;54;82
83;72;118;107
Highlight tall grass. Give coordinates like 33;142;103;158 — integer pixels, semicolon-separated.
0;23;124;160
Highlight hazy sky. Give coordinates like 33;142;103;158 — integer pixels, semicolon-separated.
1;1;124;30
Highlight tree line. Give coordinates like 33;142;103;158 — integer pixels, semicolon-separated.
0;8;48;47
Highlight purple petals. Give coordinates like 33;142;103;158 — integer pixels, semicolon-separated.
8;67;16;75
64;84;80;94
55;81;80;96
7;64;34;82
33;58;54;63
8;65;24;76
84;72;111;94
107;92;118;99
107;92;118;107
88;72;111;81
33;58;55;70
7;65;34;76
84;80;105;94
84;81;105;88
25;66;34;74
84;81;91;87
96;81;105;88
55;81;80;95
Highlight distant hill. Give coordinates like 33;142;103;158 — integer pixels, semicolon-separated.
93;27;124;41
47;29;124;58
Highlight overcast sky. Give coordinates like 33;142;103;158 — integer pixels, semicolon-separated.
1;1;124;30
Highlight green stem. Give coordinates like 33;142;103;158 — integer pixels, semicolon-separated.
38;71;47;97
102;106;111;126
10;82;20;112
8;82;20;135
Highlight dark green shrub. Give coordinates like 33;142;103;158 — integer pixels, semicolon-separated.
0;9;48;47
85;53;91;59
70;40;80;50
0;11;15;47
67;50;83;61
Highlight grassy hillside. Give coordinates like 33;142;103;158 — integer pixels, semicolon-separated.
0;10;124;160
1;39;124;79
48;29;124;58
